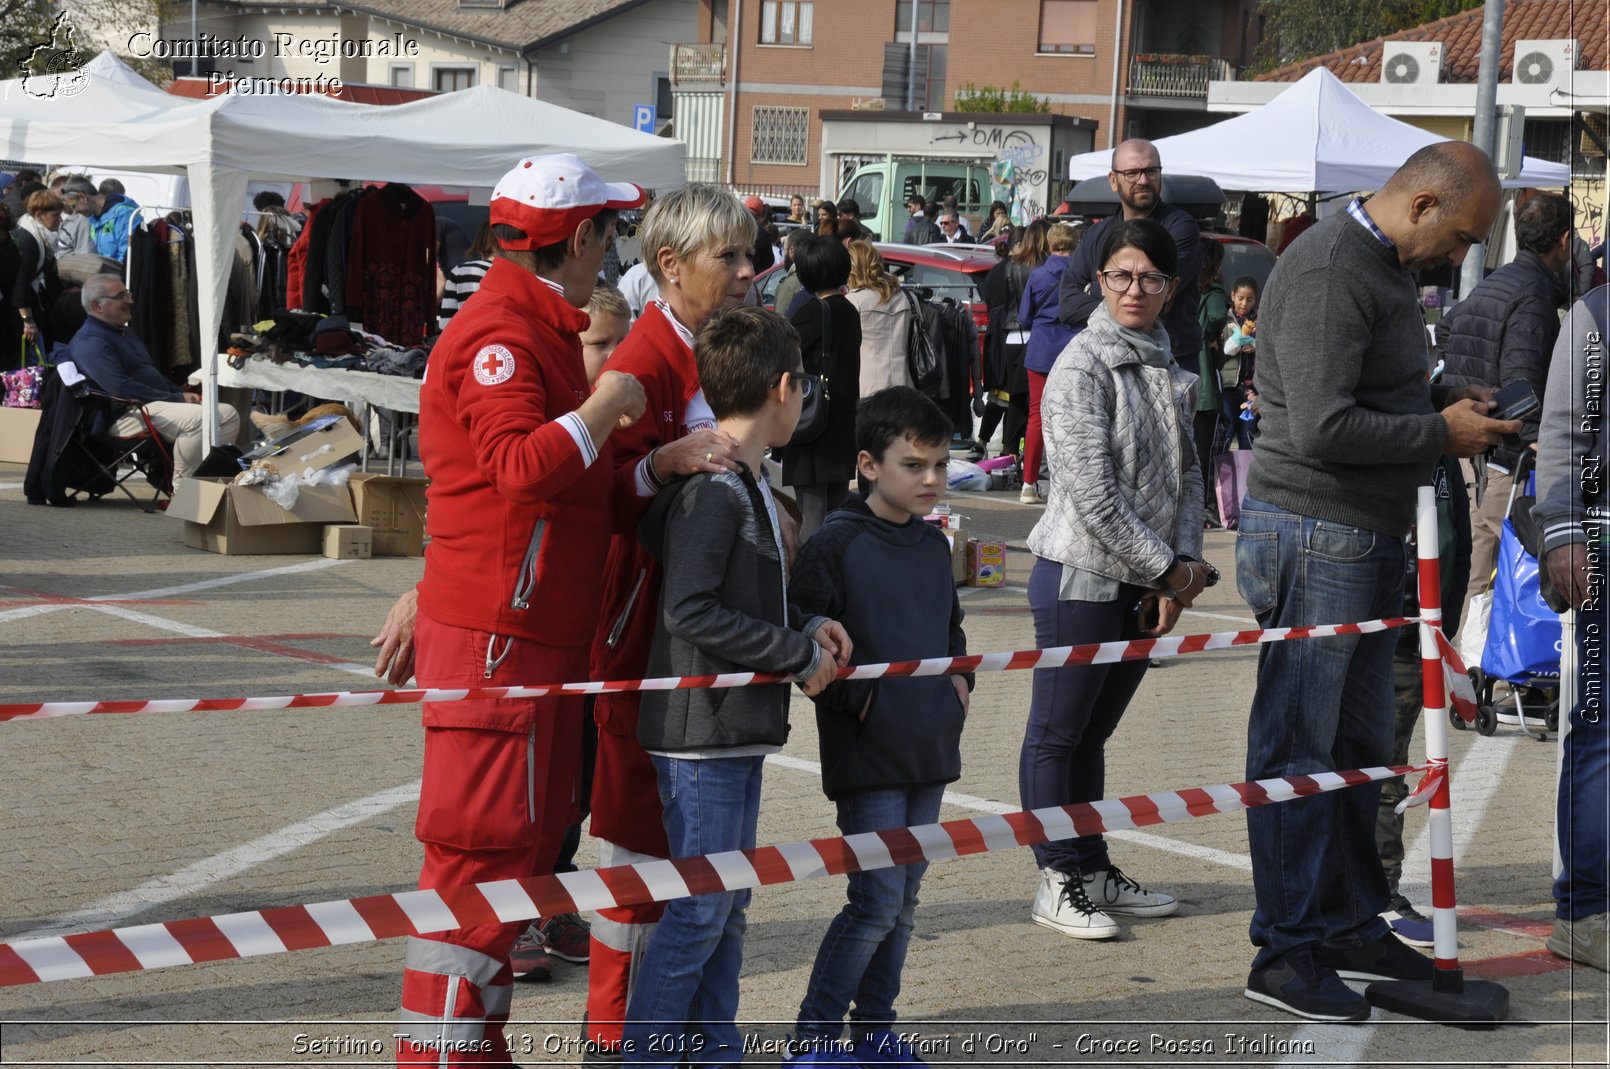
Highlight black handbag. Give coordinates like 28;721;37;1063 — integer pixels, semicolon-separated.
904;290;943;397
789;299;833;446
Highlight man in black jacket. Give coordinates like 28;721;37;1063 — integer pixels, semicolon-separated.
1437;191;1572;598
1057;139;1202;363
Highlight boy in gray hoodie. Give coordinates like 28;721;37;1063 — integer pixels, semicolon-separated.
623;305;850;1067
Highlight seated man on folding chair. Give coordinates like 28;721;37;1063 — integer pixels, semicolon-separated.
68;273;241;484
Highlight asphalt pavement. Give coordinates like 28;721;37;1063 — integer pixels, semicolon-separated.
0;461;1604;1067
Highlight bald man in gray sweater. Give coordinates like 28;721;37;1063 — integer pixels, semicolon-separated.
1236;143;1518;1023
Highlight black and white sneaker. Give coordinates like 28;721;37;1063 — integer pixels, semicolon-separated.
1082;865;1179;917
1032;867;1118;939
1317;932;1434;982
1244;946;1370;1022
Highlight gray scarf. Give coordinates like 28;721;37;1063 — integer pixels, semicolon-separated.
16;212;57;290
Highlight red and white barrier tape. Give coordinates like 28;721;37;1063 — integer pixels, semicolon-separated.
1434;630;1480;726
0;761;1429;987
0;617;1419;723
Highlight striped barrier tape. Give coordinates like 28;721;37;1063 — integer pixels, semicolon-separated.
1434;630;1481;725
0;617;1420;723
0;762;1430;987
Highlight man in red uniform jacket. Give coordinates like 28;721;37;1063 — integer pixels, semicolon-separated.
395;154;647;1068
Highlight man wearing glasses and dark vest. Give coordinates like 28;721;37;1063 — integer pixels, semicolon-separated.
1056;139;1203;365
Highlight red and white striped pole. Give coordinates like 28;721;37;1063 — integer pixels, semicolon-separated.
1415;483;1462;983
1368;484;1508;1022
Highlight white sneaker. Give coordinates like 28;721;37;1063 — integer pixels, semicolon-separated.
1032;867;1118;939
1019;482;1042;505
1082;865;1178;917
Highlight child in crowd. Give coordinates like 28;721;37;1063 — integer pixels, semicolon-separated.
622;305;851;1068
581;283;631;385
1220;275;1260;448
784;386;972;1068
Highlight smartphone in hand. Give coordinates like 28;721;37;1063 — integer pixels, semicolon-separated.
1492;380;1540;422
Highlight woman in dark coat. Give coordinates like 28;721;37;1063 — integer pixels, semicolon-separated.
10;189;63;360
0;204;23;370
783;233;861;538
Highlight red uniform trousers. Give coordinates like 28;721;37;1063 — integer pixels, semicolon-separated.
584;709;670;1055
397;614;585;1067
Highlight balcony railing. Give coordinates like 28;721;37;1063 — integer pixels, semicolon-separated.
671;43;726;85
1126;54;1234;99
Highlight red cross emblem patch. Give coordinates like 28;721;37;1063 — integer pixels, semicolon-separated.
473;344;516;386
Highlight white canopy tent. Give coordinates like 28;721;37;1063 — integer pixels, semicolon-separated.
1;71;686;445
1068;68;1571;191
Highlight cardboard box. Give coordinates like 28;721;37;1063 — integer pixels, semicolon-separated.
239;413;364;480
0;406;41;465
966;537;1006;587
348;473;428;557
168;477;359;555
323;524;373;559
945;525;967;585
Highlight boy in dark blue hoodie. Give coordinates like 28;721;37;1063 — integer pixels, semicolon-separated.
785;386;972;1067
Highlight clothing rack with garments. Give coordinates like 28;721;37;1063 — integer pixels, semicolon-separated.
125;211;201;379
288;182;436;347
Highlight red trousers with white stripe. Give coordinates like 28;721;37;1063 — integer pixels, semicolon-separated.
584;842;665;1055
397;623;584;1067
584;723;669;1056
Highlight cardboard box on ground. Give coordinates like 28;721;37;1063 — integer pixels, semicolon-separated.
0;407;42;465
168;416;367;555
323;524;373;559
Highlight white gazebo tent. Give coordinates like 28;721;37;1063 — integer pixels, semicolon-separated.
0;72;686;444
1067;67;1571;190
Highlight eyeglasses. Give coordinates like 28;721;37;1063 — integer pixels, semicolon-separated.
1099;270;1172;295
95;290;134;303
776;372;814;396
1112;166;1162;182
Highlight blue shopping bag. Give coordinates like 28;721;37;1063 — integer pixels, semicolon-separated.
1480;515;1562;686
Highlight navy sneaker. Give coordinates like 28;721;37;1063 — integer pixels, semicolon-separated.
1318;931;1435;982
1382;904;1436;948
1244;946;1370;1022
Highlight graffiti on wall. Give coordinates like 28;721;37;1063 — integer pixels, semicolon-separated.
930;124;1049;222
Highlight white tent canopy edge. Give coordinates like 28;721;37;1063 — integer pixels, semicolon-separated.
1067;68;1571;191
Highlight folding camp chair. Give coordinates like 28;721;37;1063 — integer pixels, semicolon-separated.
65;388;174;513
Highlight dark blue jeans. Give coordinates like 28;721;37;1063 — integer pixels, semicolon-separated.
1019;556;1150;874
794;784;945;1046
1555;612;1609;921
622;754;764;1067
1237;496;1403;969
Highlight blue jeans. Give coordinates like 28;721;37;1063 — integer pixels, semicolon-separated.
794;785;946;1046
1237;496;1403;969
1020;556;1151;874
621;754;764;1067
1555;612;1609;920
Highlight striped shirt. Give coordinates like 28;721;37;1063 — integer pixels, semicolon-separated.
437;258;491;331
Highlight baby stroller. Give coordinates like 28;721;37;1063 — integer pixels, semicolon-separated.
1457;452;1561;739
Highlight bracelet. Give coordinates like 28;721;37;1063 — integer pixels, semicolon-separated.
1162;562;1195;600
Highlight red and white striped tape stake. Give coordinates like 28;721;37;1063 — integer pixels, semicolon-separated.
1416;485;1463;978
0;762;1428;988
0;618;1419;723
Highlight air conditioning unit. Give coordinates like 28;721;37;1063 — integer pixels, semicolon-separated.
1380;42;1443;85
1512;39;1576;87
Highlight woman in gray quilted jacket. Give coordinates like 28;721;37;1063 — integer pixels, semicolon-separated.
1019;218;1212;942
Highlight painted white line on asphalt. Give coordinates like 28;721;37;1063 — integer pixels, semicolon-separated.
87;603;227;640
0;603;68;625
1183;608;1258;625
0;481;22;491
90;558;351;602
765;753;1254;871
16;781;421;941
1276;725;1518;1062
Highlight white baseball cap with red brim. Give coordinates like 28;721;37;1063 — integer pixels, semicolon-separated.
489;153;646;250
